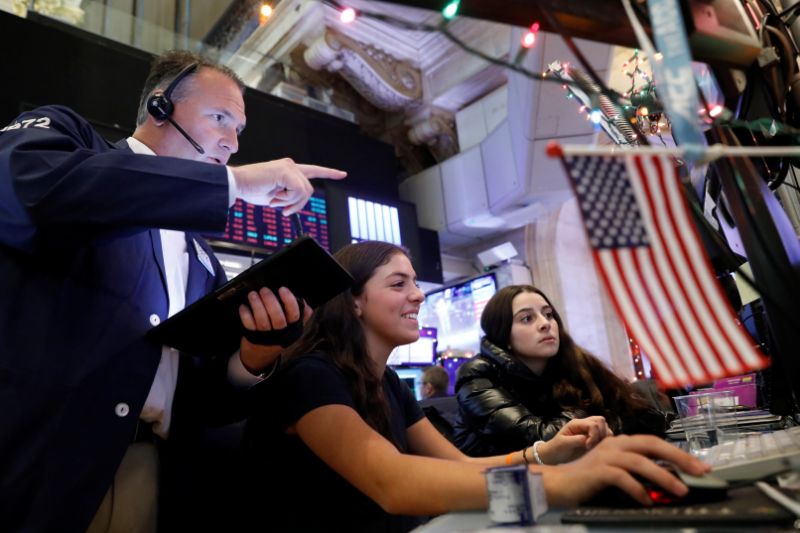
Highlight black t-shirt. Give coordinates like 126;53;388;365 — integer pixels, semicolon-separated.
243;353;426;533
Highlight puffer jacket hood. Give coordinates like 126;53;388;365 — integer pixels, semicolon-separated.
476;337;538;378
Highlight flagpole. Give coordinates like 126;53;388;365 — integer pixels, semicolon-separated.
545;141;800;162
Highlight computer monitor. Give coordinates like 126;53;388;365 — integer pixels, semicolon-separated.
388;327;437;367
419;273;498;356
393;367;425;401
324;183;443;283
205;190;330;256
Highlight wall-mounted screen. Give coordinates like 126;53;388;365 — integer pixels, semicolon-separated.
325;183;442;283
205;191;329;256
393;367;425;401
326;185;414;253
418;273;498;355
347;196;402;245
388;327;437;367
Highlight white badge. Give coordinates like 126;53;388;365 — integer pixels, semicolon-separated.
193;239;216;276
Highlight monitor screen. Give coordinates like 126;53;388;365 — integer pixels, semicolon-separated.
347;195;402;245
388;327;437;366
418;273;497;355
393;367;425;401
324;183;443;283
205;191;330;256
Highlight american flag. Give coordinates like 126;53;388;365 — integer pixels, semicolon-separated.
561;153;768;387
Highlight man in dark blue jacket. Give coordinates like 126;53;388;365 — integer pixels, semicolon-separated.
0;50;345;532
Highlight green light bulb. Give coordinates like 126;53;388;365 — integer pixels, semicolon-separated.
443;0;459;19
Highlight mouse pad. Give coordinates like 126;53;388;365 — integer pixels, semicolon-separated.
146;236;353;357
561;485;795;527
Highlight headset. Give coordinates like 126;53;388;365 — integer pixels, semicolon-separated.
146;62;205;154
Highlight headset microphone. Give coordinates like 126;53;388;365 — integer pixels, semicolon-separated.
146;62;205;155
162;115;205;155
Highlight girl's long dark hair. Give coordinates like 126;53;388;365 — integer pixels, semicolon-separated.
481;285;650;417
283;241;407;442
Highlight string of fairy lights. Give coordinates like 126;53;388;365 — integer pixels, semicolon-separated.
252;0;799;375
255;0;800;148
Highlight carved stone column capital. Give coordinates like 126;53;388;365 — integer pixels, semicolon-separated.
303;28;422;112
304;31;345;72
406;109;459;161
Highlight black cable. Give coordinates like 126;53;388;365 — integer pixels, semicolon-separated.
778;0;800;18
712;128;799;296
291;213;306;238
791;163;800;192
697;83;797;307
538;8;607;92
436;25;544;81
729;5;800;189
685;178;789;316
780;180;800;192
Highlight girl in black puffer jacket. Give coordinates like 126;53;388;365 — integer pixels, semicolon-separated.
453;285;672;457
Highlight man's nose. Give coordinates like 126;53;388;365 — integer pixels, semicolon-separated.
221;130;238;154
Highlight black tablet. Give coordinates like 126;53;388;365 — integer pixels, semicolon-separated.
146;236;353;357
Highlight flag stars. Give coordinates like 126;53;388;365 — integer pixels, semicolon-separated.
566;157;648;249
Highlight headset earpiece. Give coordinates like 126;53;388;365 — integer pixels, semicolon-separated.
146;62;199;121
147;93;172;121
143;61;205;154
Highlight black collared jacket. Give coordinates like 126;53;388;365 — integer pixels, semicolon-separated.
452;338;669;456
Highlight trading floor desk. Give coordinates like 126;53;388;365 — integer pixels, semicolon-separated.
413;485;798;532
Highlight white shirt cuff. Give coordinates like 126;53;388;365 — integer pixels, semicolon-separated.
226;166;238;207
227;351;262;387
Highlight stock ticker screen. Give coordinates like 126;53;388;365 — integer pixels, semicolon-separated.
208;192;330;255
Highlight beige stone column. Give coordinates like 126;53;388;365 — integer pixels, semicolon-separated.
525;198;635;380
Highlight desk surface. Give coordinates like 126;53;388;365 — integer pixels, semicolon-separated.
412;485;797;532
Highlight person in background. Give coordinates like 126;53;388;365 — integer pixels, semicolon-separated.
419;364;459;441
421;364;450;399
241;241;708;533
0;49;345;532
453;284;672;458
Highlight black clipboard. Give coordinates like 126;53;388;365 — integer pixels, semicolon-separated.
146;236;353;357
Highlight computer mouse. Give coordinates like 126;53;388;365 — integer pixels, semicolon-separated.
666;469;729;504
583;467;729;508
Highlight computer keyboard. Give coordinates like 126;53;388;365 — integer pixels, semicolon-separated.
562;485;795;526
703;426;800;482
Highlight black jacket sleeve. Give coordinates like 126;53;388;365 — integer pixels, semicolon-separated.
454;357;573;456
0;106;228;251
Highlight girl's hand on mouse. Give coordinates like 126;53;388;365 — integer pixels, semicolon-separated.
535;435;710;507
